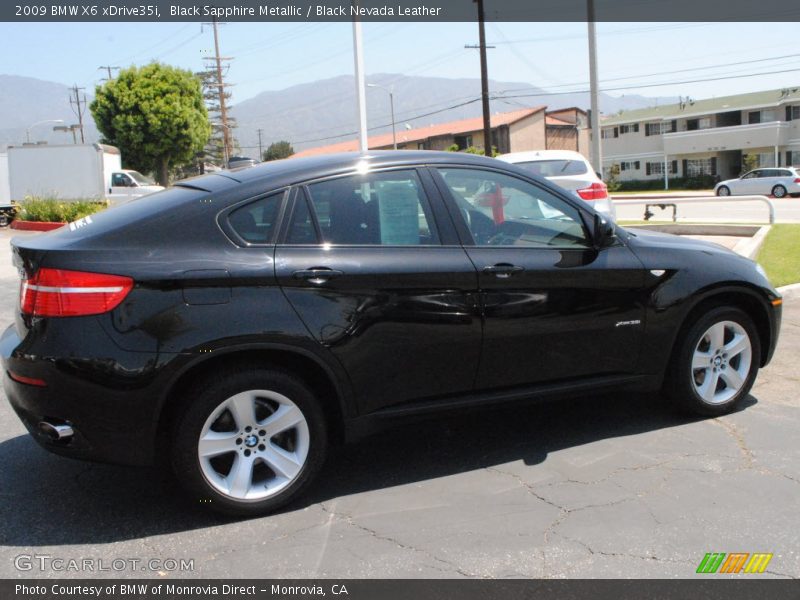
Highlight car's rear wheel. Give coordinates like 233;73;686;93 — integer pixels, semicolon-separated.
170;367;327;516
772;184;787;198
716;185;730;197
665;307;760;416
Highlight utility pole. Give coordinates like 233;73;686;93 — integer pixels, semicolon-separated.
257;128;264;160
69;84;86;143
472;0;492;156
587;0;602;175
98;66;119;81
205;16;233;164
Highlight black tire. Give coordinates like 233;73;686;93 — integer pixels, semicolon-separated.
664;306;760;417
772;185;787;198
716;185;730;197
170;366;328;517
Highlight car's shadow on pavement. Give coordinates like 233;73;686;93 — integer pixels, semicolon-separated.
0;392;757;546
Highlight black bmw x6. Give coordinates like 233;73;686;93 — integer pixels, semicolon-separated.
2;151;782;516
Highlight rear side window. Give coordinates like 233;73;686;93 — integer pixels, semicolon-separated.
514;159;588;177
294;170;439;246
228;191;283;244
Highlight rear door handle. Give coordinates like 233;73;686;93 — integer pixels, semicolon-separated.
482;264;524;278
292;268;344;284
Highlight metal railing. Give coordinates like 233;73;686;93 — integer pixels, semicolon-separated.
610;194;775;224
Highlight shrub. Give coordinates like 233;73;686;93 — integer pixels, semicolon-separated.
16;197;108;223
613;175;716;192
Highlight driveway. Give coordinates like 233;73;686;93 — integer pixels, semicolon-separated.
0;227;797;579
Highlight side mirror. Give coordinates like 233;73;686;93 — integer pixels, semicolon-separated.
592;213;615;249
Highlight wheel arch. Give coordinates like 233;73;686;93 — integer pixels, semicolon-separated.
668;284;773;369
156;345;353;457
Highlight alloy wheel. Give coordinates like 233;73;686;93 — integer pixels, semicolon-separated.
197;389;310;501
691;320;752;405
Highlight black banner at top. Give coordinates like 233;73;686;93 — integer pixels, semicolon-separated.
3;0;800;22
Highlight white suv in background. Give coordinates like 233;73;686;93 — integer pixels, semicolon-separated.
497;150;616;219
714;167;800;198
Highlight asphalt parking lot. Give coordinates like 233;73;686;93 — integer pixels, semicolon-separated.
0;227;798;579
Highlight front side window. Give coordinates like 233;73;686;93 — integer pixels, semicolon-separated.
436;168;590;249
298;170;439;246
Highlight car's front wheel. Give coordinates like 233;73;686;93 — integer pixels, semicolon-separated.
170;366;327;516
716;185;730;197
665;307;760;416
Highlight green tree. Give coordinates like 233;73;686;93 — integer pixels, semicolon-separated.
741;153;759;175
91;63;211;186
262;141;294;161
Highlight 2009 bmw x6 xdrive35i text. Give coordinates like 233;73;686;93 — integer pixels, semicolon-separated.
1;151;782;516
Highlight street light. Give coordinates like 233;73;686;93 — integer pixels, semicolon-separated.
367;83;397;150
26;119;64;143
53;124;81;144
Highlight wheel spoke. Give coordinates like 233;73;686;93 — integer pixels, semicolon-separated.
707;322;725;350
724;333;750;360
262;444;302;480
262;404;304;437
720;368;745;391
696;370;719;402
227;392;256;430
692;351;712;370
198;431;238;458
227;454;254;497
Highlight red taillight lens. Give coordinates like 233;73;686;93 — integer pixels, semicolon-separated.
576;181;609;201
20;268;133;317
793;178;800;184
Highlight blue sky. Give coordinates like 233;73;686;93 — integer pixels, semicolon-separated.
1;21;798;106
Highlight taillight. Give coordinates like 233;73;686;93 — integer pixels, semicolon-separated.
576;181;608;201
794;178;800;184
20;268;133;317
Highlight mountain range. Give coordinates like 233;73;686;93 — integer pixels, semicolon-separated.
0;73;677;156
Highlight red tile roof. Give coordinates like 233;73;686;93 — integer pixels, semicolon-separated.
293;106;545;158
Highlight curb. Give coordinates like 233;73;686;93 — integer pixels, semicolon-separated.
776;283;800;300
733;225;771;259
10;220;65;232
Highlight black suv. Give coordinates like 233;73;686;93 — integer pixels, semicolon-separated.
1;151;782;516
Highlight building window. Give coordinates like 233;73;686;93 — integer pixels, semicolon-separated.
757;152;776;168
685;158;715;176
644;121;673;136
748;111;761;124
646;162;664;176
686;117;712;131
417;142;426;150
619;123;639;134
620;161;640;171
454;134;473;150
787;106;800;121
601;127;618;139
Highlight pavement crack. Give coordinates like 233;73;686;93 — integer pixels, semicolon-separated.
319;503;474;577
710;418;754;468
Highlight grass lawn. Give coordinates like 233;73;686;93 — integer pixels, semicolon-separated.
756;224;800;288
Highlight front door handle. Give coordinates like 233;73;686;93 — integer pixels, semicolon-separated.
482;264;524;278
292;268;344;284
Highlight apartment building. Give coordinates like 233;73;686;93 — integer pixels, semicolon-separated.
600;87;800;183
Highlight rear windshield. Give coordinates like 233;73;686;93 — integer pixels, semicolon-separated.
514;159;588;177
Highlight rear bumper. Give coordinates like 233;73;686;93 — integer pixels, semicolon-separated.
1;323;164;466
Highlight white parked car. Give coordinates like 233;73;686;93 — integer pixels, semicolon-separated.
496;150;615;219
715;167;800;198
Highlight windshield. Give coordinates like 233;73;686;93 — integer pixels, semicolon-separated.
127;171;156;185
514;159;588;177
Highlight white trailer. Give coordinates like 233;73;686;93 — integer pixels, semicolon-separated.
0;153;9;207
7;143;163;203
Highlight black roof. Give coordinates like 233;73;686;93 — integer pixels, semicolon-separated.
176;150;504;192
